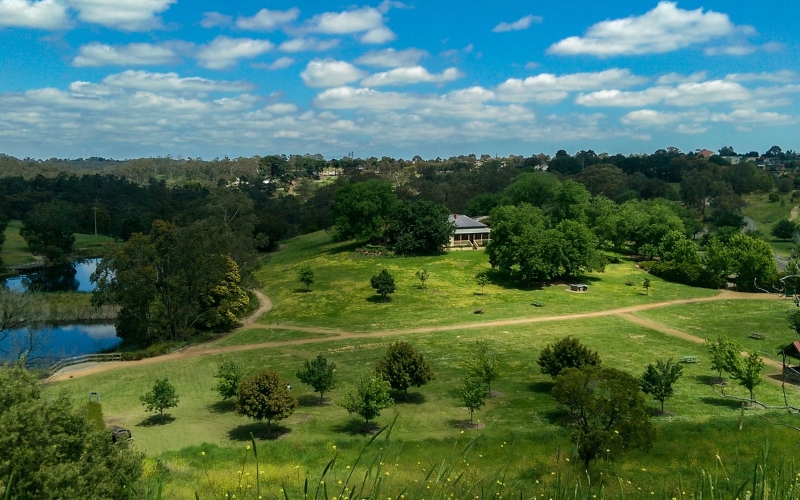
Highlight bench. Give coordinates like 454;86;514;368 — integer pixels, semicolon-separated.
680;356;699;364
749;332;766;340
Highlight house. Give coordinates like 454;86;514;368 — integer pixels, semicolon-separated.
696;149;715;158
720;156;742;165
447;214;491;250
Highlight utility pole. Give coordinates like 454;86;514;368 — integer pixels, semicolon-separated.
92;206;98;237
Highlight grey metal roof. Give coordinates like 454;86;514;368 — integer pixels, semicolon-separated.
449;214;488;229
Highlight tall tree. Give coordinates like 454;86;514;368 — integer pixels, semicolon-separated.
20;200;77;262
389;200;454;255
297;354;337;403
332;179;397;242
375;341;435;399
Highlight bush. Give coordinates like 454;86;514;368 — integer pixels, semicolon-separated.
648;261;716;288
537;336;601;379
769;192;780;202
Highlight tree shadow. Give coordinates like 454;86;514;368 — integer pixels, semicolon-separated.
298;394;332;407
293;288;313;293
540;409;569;425
529;381;554;394
228;422;292;441
695;375;727;386
391;391;427;405
136;414;176;427
446;419;485;430
327;241;362;255
208;400;237;414
699;396;743;409
331;418;382;436
366;295;392;303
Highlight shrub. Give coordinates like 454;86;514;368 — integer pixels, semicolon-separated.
537;336;601;379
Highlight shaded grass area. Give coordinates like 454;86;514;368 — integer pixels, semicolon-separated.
636;299;797;354
216;328;334;347
1;220;36;266
255;231;717;332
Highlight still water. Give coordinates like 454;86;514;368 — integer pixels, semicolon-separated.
4;258;100;293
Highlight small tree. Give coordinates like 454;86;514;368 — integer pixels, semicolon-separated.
339;371;394;424
140;378;179;424
237;370;298;432
642;278;651;295
638;244;658;260
375;341;435;399
772;219;797;241
460;374;488;425
705;335;742;379
415;268;430;289
213;360;245;400
296;354;337;403
370;269;396;301
731;351;764;402
297;265;315;290
537;336;601;379
639;358;684;414
476;274;489;294
466;340;501;396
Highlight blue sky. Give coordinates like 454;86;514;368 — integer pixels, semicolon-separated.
0;0;798;159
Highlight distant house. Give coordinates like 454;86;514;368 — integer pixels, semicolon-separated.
720;156;742;165
447;214;491;250
697;149;715;158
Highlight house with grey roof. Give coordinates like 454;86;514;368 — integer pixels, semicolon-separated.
448;214;491;250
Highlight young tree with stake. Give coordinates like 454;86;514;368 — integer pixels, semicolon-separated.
639;359;683;414
140;378;179;424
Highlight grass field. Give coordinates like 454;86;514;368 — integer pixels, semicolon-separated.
255;231;717;332
216;328;334;346
2;220;118;267
742;192;796;234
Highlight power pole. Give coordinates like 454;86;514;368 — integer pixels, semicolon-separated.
92;206;98;237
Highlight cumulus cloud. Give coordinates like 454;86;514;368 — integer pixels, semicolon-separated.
100;70;254;93
576;80;751;107
355;48;427;67
200;11;231;28
300;59;368;88
305;6;395;43
361;66;461;87
725;71;798;83
236;7;299;30
492;15;542;33
265;102;298;114
72;42;179;67
0;0;68;29
497;68;646;103
254;57;295;70
69;0;177;31
196;36;274;70
279;37;339;53
621;108;795;130
360;26;395;44
548;1;738;56
656;71;707;85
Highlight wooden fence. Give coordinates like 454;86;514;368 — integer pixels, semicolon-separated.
47;353;122;376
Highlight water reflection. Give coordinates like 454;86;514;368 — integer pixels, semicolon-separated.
0;323;119;361
4;258;100;293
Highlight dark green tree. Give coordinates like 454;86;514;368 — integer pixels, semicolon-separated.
332;179;397;242
538;336;601;379
140;378;180;424
213;360;245;400
237;370;298;432
502;172;561;207
20;200;77;262
460;374;488;425
339;371;394;424
705;335;743;380
731;351;764;402
771;219;797;241
375;341;435;399
642;277;651;295
390;200;454;255
370;268;396;301
553;366;654;469
297;354;337;403
297;264;315;290
639;359;684;414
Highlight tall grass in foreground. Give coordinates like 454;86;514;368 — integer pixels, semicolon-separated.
129;417;800;500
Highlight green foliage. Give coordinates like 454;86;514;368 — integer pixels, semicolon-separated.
731;351;764;401
237;370;298;430
705;335;744;379
414;268;430;289
642;277;652;295
370;268;396;300
771;219;797;241
476;274;489;294
639;358;683;413
537;336;601;379
551;180;592;223
460;374;488;424
375;341;435;397
0;365;143;499
213;360;245;400
658;230;700;264
727;234;778;292
140;378;179;423
199;255;250;328
502;172;561;207
296;354;337;403
769;192;780;202
389;200;453;255
465;341;501;395
297;265;315;290
86;401;104;428
332;179;397;242
553;366;654;468
339;370;394;423
20;200;77;262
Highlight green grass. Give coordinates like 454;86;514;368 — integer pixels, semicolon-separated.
216;328;334;346
255;231;717;332
1;220;36;266
742;192;796;234
636;299;797;354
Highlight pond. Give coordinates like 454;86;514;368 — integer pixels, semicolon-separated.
4;258;101;293
0;323;120;361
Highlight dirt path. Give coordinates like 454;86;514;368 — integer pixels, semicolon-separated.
52;290;785;382
791;206;799;222
241;290;273;327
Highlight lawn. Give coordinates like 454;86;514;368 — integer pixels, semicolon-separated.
742;192;796;234
51;314;800;498
636;299;797;354
255;231;717;332
1;220;37;266
216;328;334;346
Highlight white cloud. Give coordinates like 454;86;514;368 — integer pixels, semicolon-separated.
621;107;795;130
361;66;461;87
265;103;298;114
355;48;426;67
101;70;254;93
305;6;395;44
710;109;796;125
196;36;274;70
576;80;751;107
524;62;540;70
656;71;707;85
300;59;368;88
279;37;339;53
360;26;395;44
0;0;68;29
200;11;231;29
257;57;294;70
72;42;178;67
236;7;299;30
69;0;177;31
548;1;737;56
492;15;542;33
704;45;755;56
725;70;798;83
497;68;646;103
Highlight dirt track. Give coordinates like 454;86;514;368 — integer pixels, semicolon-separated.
51;289;785;382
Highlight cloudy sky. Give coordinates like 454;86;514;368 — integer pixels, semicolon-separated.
1;0;798;159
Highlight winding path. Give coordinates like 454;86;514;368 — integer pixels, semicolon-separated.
51;290;785;382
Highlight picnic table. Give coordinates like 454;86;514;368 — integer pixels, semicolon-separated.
749;332;766;340
680;356;699;364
